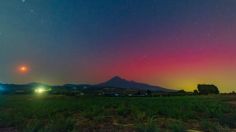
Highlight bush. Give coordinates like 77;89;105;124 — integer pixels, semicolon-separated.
197;84;219;94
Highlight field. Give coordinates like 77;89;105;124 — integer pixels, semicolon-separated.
0;95;236;132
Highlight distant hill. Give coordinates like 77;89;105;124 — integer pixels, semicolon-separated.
0;76;176;93
96;76;176;92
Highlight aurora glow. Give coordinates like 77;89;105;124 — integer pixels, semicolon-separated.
0;0;236;92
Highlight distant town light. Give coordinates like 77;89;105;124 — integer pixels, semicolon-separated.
34;87;47;94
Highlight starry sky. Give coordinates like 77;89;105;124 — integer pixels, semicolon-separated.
1;0;236;92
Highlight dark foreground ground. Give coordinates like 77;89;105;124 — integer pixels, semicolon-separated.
0;95;236;132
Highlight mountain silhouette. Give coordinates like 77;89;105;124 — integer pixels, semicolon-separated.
0;76;176;93
97;76;176;92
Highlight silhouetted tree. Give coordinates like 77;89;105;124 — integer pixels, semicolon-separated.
177;90;186;93
193;90;199;95
197;84;219;95
136;91;141;95
146;90;152;96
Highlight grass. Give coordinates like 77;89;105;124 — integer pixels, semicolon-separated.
0;95;235;131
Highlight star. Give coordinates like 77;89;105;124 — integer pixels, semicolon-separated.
22;0;26;3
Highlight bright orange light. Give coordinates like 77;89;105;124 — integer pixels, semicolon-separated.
18;65;29;74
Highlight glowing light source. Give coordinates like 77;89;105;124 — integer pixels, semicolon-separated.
18;65;30;74
34;87;47;94
20;66;27;71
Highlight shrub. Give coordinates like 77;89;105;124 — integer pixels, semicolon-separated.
197;84;219;94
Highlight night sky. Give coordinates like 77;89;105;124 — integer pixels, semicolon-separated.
1;0;236;92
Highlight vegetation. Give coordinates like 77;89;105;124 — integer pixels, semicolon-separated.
197;84;220;95
0;95;235;131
